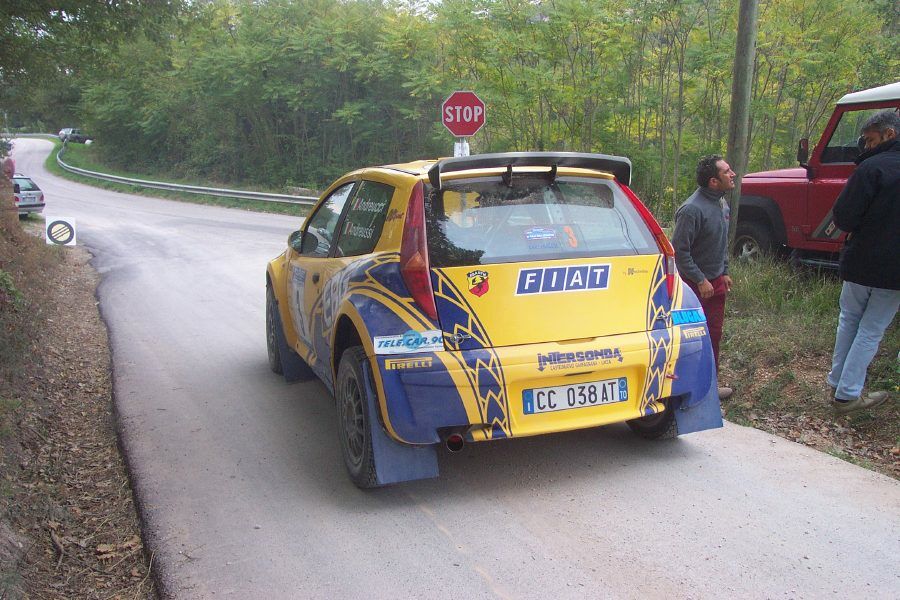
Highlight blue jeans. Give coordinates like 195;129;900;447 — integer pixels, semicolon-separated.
828;281;899;400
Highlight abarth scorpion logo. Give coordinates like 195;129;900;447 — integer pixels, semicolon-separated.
467;270;490;297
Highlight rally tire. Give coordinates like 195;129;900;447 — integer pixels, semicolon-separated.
732;220;774;260
627;403;678;440
266;284;284;374
336;347;379;489
266;282;315;381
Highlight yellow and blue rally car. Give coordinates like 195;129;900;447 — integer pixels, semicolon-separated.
266;152;721;488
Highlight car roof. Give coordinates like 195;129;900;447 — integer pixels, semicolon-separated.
837;81;900;105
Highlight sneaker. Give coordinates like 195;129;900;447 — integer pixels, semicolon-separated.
718;386;733;400
831;391;890;415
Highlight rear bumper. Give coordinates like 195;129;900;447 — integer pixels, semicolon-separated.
373;326;719;444
16;203;44;215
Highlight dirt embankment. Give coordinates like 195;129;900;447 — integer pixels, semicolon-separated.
1;200;154;598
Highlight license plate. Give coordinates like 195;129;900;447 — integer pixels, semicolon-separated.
523;378;627;415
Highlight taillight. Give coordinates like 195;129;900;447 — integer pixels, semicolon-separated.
39;193;44;204
400;180;438;321
618;182;677;298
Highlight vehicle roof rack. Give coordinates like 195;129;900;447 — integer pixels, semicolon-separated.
426;151;632;190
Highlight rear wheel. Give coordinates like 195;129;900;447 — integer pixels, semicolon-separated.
733;220;774;260
336;347;378;488
627;402;677;440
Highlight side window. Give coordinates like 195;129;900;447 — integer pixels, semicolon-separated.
301;182;355;257
821;108;884;163
335;180;394;257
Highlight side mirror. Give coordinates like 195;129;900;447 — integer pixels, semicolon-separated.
13;183;20;194
288;230;303;252
796;138;809;165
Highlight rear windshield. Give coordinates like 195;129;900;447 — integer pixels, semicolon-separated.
425;175;658;267
12;177;38;191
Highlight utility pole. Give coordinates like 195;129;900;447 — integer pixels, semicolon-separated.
726;0;759;248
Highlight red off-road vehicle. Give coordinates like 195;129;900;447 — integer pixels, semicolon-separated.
734;81;900;268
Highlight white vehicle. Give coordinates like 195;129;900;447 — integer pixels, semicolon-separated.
12;174;45;216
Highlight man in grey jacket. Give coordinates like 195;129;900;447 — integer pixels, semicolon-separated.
672;155;735;400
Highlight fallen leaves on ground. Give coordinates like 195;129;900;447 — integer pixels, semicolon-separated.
1;226;154;599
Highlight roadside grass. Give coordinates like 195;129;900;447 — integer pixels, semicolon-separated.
725;257;897;393
724;261;841;374
825;447;878;471
0;232;61;377
43;139;311;218
721;257;898;475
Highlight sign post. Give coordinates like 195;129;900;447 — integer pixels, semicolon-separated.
442;91;485;157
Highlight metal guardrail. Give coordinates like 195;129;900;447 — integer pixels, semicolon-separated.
24;136;319;206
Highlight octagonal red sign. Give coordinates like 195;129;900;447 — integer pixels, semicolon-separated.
442;91;486;137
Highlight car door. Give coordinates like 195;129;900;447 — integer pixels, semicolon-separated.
287;181;356;372
808;105;898;246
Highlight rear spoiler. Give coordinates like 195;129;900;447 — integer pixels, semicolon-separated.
426;152;632;190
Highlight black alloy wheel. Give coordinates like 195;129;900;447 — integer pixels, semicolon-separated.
336;347;378;488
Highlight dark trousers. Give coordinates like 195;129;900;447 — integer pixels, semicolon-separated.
685;275;728;372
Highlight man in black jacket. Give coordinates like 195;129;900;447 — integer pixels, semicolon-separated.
828;109;900;415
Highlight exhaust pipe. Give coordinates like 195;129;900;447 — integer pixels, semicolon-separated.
445;433;465;453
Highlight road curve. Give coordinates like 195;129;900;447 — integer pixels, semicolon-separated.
12;138;900;599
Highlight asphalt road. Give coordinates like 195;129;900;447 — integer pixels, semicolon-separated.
11;138;900;599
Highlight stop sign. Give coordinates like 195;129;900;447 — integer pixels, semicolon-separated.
442;91;486;137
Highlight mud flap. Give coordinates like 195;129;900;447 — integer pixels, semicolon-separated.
673;385;723;435
272;301;315;383
360;361;439;485
669;321;723;435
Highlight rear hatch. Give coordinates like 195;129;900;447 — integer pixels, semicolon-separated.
425;171;665;348
12;177;43;208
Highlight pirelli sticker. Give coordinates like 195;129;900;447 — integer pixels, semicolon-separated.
384;357;433;370
681;326;707;341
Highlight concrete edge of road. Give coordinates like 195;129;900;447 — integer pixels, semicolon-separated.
4;133;317;206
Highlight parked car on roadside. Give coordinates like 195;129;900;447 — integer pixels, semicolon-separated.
734;80;900;268
265;152;723;488
58;128;90;143
12;174;45;216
